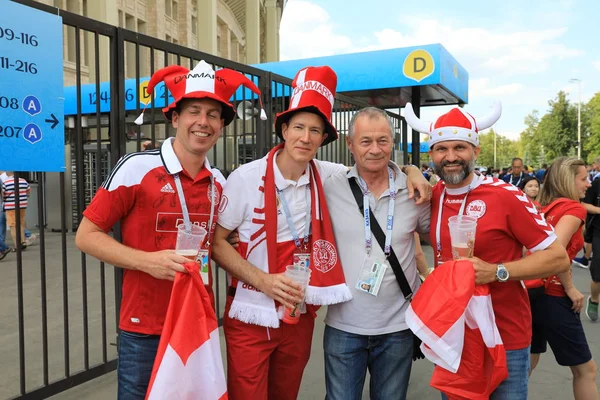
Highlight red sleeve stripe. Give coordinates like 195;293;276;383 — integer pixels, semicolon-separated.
486;179;553;234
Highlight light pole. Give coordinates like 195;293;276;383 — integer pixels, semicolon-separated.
493;129;497;169
570;78;582;159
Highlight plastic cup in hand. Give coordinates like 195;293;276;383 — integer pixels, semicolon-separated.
175;223;207;261
281;265;311;325
448;215;477;259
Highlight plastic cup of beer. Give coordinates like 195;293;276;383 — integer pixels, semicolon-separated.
281;265;311;325
448;215;477;259
175;223;207;261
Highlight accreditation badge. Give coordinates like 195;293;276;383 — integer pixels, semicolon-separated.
355;256;387;296
196;249;210;284
293;251;311;270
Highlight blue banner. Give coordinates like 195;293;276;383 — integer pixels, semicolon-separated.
0;1;65;172
63;75;265;116
255;44;468;102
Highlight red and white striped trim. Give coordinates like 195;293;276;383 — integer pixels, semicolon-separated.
484;177;556;249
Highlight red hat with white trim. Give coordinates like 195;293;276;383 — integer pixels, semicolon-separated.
275;66;338;146
135;60;267;126
404;102;502;149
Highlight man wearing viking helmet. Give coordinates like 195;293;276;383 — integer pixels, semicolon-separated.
404;102;570;399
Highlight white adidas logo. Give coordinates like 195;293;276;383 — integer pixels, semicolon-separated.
160;183;175;193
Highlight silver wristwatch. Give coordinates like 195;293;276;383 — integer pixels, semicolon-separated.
496;264;509;282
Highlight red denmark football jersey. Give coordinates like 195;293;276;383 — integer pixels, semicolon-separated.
431;175;556;350
542;198;586;297
83;139;224;335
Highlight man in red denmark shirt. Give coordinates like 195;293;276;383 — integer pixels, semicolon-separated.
76;60;265;399
405;101;570;399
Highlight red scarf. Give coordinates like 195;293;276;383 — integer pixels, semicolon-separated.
228;144;352;328
265;143;350;303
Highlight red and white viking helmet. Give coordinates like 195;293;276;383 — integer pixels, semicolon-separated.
404;102;502;148
275;66;338;146
135;60;267;126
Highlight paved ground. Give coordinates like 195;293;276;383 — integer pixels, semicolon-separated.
1;232;599;399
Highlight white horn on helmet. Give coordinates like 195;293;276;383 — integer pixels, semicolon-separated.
476;101;502;131
403;103;433;134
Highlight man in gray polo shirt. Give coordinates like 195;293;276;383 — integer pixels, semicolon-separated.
323;107;430;400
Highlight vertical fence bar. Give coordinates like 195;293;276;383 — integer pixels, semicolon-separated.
346;109;350;165
163;48;169;140
94;32;108;364
59;171;70;377
233;80;239;170
117;28;128;158
75;26;90;372
111;27;125;334
135;41;142;151
149;47;156;147
38;171;49;385
14;171;26;394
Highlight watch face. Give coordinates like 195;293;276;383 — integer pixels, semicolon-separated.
498;268;509;281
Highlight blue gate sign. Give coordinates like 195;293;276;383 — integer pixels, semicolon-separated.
22;95;42;116
0;1;64;172
23;123;42;144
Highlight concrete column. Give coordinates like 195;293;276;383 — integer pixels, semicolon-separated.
86;0;118;81
265;0;278;62
224;27;231;60
196;0;217;55
245;0;260;64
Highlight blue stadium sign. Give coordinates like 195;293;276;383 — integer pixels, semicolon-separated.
0;1;64;172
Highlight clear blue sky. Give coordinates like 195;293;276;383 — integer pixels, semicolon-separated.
279;0;599;140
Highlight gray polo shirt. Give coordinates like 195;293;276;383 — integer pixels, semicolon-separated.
324;162;431;335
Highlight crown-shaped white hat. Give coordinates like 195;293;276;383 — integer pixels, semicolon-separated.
404;102;502;148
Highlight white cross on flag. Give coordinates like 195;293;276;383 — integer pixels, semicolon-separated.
146;262;228;400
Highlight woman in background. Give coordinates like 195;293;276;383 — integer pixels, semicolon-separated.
529;157;598;400
518;175;541;211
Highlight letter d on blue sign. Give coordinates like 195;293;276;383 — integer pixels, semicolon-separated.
22;95;42;116
23;123;43;144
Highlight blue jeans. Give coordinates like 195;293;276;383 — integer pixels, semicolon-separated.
117;330;160;400
0;210;8;252
324;325;413;400
441;346;530;400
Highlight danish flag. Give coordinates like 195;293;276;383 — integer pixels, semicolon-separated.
406;260;508;400
146;262;227;400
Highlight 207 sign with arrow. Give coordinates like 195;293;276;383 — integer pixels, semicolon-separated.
45;113;58;129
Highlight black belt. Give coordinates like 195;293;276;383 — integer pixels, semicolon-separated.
228;286;236;297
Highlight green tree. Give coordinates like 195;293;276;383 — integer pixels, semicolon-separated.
518;111;542;167
583;92;600;162
478;128;519;169
536;91;577;161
